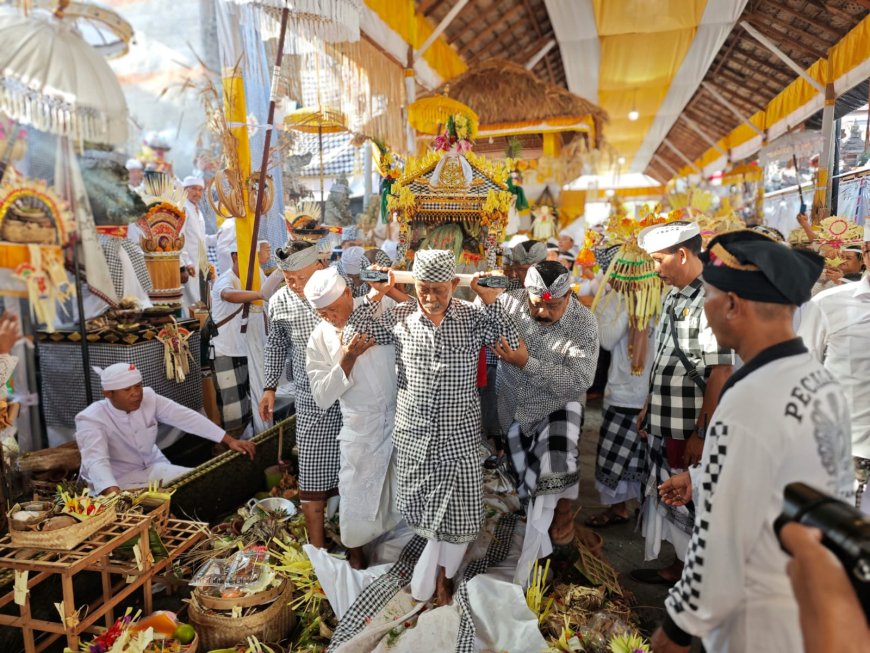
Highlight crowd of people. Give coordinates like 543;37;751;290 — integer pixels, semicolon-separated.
69;194;870;650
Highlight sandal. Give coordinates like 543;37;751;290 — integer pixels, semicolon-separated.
584;511;630;529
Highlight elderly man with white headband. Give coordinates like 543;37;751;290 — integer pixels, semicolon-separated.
303;267;404;568
75;363;255;495
347;249;519;605
631;220;734;586
180;175;217;308
493;260;599;583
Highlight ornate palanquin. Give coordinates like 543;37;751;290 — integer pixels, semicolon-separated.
387;149;512;270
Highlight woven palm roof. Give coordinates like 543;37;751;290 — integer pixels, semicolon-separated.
425;58;607;140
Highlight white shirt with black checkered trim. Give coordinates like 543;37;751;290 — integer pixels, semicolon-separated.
664;342;853;651
496;289;599;434
648;277;733;441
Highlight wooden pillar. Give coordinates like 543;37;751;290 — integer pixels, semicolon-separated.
815;82;836;220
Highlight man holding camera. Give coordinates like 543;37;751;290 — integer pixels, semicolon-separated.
650;230;854;653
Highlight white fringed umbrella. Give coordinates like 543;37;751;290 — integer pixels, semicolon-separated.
221;0;360;293
229;0;361;43
0;6;128;145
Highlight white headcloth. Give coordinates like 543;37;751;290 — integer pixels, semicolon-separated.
341;246;366;275
94;362;142;391
637;221;701;254
304;267;347;309
182;176;204;188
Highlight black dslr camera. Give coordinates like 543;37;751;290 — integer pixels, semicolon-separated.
774;482;870;619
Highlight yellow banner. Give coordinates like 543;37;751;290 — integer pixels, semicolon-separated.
222;73;260;292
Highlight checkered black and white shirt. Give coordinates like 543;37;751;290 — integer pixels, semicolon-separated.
346;296;519;543
648;278;733;441
497;289;599;434
264;285;343;493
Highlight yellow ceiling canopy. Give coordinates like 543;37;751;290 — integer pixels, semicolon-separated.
546;0;749;173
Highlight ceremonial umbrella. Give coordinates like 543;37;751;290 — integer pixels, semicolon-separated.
284;107;348;217
408;94;479;136
23;0;133;59
0;5;128;145
222;0;360;296
0;1;130;403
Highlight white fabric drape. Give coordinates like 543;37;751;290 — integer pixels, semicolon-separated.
543;0;600;104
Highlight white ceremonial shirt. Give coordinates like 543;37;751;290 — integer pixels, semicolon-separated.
664;339;854;653
211;270;247;358
75;388;225;494
306;298;400;546
180;200;217;274
595;292;653;410
799;276;870;459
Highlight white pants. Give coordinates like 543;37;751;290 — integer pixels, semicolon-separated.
116;462;191;490
514;484;578;585
410;540;468;602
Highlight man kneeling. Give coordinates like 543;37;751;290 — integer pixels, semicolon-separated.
304;268;402;568
76;363;255;495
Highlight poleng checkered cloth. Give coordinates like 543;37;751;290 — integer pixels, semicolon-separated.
345;297;519;544
648;278;733;441
264;285;341;497
212;355;252;433
412;249;456;282
595;405;646;490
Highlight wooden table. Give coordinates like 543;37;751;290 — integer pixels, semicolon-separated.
0;515;206;653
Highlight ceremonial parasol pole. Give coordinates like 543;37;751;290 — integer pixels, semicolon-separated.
243;7;289;295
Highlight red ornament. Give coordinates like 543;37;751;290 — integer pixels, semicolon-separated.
542;291;552;300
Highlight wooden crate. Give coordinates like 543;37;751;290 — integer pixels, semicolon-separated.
0;515;207;653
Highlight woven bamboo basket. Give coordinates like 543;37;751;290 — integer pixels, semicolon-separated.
194;578;288;611
182;634;198;653
143;251;183;302
188;577;295;650
18;441;81;472
8;505;116;550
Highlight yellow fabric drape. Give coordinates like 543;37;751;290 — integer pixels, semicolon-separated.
765;59;828;128
592;0;706;33
222;72;259;292
594;0;707;161
674;16;870;182
363;0;466;81
829;14;870;82
559;190;587;219
613;186;666;199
